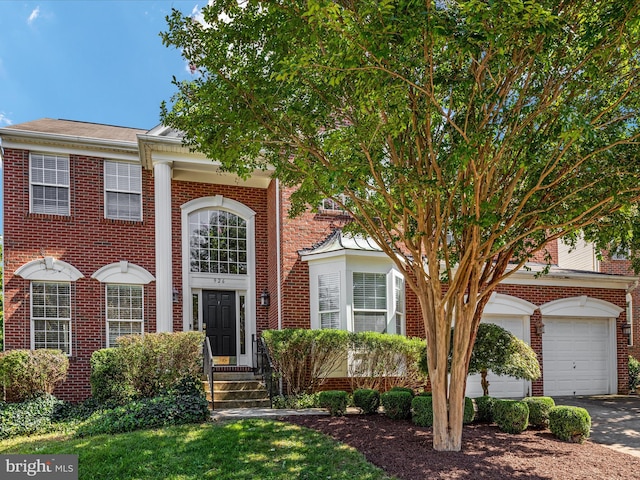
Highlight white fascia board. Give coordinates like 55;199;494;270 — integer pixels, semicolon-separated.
1;132;139;161
501;269;637;290
301;248;391;264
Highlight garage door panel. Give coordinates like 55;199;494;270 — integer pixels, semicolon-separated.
543;317;612;396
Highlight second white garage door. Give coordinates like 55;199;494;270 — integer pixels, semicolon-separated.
542;317;614;396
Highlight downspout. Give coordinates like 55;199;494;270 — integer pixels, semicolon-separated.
276;178;283;330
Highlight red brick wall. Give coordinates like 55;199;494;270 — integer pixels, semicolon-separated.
3;148;156;401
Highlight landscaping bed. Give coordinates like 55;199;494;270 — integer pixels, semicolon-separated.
284;414;640;480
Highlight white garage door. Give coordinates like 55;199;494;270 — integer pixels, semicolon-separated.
543;317;613;396
466;316;529;399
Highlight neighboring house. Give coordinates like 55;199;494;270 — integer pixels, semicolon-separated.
0;118;635;402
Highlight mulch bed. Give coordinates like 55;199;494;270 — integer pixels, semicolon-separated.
281;414;640;479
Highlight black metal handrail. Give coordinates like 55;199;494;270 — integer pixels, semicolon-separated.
203;336;214;410
253;334;277;408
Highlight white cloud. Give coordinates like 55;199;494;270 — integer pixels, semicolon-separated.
27;6;40;26
0;113;12;126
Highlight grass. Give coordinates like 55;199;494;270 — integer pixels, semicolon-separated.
0;419;394;480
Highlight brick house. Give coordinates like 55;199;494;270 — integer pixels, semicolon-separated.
0;118;635;402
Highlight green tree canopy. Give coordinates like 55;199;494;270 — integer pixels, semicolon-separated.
161;0;640;450
468;323;540;396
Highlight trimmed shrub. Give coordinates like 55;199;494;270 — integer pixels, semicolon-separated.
90;348;134;404
381;390;412;420
493;399;529;434
263;329;350;395
272;393;320;409
549;406;591;443
353;389;380;414
348;332;427;391
0;349;69;401
475;396;496;423
389;386;414;396
0;394;63;439
318;390;348;416
464;397;475;424
75;392;209;437
629;355;640;391
523;396;555;429
411;395;434;427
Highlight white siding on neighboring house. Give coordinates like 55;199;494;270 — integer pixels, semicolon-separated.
558;237;598;271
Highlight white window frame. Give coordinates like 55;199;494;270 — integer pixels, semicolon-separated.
31;281;72;355
318;272;341;329
29;153;70;216
104;160;142;221
106;284;144;347
352;272;388;333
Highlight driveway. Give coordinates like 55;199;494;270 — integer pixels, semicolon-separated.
555;395;640;458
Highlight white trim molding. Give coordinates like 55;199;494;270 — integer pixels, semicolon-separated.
484;293;538;316
540;296;623;318
16;257;84;281
92;261;155;284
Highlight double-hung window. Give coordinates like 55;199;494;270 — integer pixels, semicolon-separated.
104;160;142;221
31;282;72;354
106;284;143;346
353;272;388;333
30;153;70;215
319;272;341;329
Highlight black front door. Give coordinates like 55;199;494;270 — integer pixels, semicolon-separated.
204;290;236;356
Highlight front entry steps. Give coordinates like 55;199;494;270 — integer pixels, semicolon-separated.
203;371;271;410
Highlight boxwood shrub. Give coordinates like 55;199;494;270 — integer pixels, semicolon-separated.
463;397;475;424
318;390;348;416
549;406;591;443
90;348;134;404
475;396;496;423
0;394;63;439
353;389;380;414
411;395;434;426
493;399;529;434
0;349;69;401
523;396;555;429
381;390;412;420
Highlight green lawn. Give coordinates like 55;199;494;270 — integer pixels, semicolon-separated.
0;419;394;480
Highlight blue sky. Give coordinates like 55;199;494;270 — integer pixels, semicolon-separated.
0;0;204;233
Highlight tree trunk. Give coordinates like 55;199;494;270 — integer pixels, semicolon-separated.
481;368;489;396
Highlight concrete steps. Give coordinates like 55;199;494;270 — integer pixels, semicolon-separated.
203;371;271;410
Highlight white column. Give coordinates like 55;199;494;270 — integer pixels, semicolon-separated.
154;159;173;332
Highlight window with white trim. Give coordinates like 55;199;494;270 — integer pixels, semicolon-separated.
394;276;405;335
104;160;142;221
353;272;387;333
106;284;143;347
319;272;341;329
31;282;71;354
189;209;248;274
30;153;70;215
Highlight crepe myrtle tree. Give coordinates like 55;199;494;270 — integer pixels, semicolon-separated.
161;0;640;451
469;323;540;397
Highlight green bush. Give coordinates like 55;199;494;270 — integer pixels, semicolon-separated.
0;349;69;401
318;390;348;416
411;395;434;427
272;393;320;409
523;396;555;429
116;332;204;398
493;399;529;434
629;355;640;391
475;396;496;423
90;348;134;404
263;329;350;395
389;386;414;396
549;406;591;443
464;397;475;424
75;392;209;437
0;394;63;439
348;332;427;392
353;389;380;414
381;390;412;420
